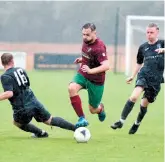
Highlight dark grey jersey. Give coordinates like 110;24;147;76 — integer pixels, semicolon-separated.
1;67;34;109
137;39;164;85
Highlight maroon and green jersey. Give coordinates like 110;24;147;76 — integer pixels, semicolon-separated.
78;38;108;85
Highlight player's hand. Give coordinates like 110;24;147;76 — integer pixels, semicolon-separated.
126;76;133;84
81;65;92;74
155;48;165;54
74;57;82;64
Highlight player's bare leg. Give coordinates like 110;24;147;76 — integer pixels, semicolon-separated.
89;103;106;121
129;98;149;134
68;83;89;127
111;86;144;129
13;121;48;138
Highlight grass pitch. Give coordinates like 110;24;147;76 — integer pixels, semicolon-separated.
0;70;163;162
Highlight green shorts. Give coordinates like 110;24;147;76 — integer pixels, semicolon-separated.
72;73;104;108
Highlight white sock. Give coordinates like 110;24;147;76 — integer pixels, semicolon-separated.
119;118;125;124
41;130;46;135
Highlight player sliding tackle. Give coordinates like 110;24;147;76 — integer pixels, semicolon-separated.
68;23;110;128
111;23;164;134
0;53;76;138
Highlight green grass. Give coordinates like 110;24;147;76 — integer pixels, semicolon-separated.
0;70;163;162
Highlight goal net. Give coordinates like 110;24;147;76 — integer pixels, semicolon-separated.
125;15;165;76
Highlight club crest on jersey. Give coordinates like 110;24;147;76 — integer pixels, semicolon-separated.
87;48;92;53
145;47;149;51
102;53;106;56
82;52;90;59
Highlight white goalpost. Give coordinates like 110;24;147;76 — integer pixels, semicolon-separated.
125;15;165;76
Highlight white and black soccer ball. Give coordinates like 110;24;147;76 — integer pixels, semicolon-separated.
74;127;91;143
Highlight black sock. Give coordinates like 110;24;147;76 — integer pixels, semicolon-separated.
50;117;76;131
121;99;135;120
20;123;42;135
136;105;147;124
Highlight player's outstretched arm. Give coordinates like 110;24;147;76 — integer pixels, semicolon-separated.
81;60;110;74
155;48;165;54
0;91;13;101
126;63;142;84
0;75;14;101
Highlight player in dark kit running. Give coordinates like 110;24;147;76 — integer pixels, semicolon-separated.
111;23;164;134
0;53;76;138
68;23;110;128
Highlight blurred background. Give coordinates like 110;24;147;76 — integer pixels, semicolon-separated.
0;1;164;73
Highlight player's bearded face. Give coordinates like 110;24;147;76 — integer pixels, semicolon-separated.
82;28;95;44
146;27;159;42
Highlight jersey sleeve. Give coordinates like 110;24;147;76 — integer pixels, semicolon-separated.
1;75;14;92
137;45;144;64
95;46;108;63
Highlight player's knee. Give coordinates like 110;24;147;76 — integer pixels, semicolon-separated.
44;116;53;125
68;83;78;95
68;84;75;93
141;98;150;107
129;96;138;102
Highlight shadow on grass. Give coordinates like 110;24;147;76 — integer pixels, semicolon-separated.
0;135;75;143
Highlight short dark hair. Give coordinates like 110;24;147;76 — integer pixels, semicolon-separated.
1;53;13;66
82;23;96;31
148;23;159;30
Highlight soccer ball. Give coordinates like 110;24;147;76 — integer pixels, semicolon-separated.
74;127;91;143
